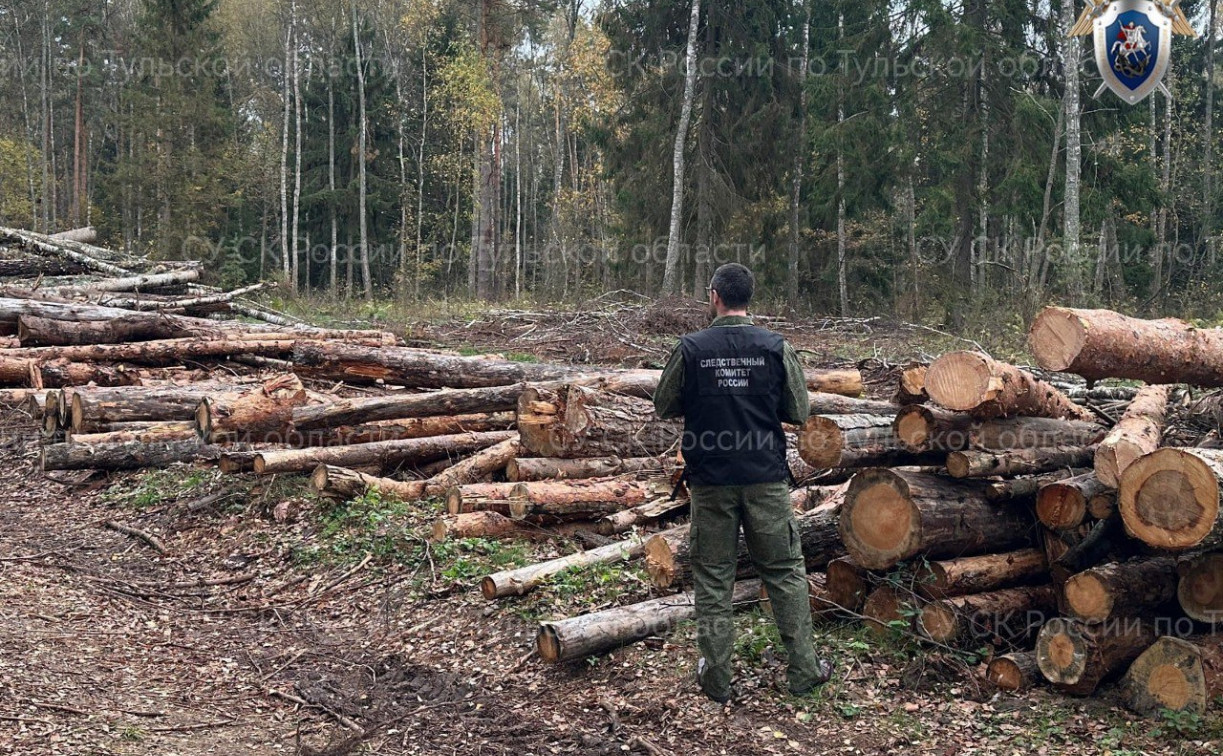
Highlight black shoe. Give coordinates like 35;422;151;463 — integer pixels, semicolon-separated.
696;657;733;704
788;657;834;697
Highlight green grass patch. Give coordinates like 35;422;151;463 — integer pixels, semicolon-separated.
102;468;217;511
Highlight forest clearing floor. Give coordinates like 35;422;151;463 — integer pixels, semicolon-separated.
2;301;1221;756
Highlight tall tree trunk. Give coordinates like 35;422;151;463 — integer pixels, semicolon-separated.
40;1;50;233
12;8;38;232
353;3;372;300
1063;5;1082;296
280;8;292;284
417;41;429;302
515;99;523;299
291;0;302;294
836;12;848;317
328;55;338;296
905;174;918;316
72;40;84;227
662;0;702;296
1159;74;1173;298
786;1;812;307
1204;1;1217;246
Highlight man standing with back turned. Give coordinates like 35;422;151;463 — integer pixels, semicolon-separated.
654;263;832;703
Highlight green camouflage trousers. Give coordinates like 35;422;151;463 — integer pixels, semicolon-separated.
690;481;821;697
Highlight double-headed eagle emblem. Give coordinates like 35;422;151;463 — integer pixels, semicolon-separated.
1069;0;1197;105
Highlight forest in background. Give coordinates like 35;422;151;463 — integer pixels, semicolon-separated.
0;0;1222;328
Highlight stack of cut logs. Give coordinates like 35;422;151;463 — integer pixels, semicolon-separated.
4;233;1220;715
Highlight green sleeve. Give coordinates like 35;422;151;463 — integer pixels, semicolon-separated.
654;343;686;419
781;342;810;424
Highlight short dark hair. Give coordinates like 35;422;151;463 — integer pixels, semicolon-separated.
710;263;755;309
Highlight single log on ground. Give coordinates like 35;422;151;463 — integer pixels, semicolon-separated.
1049;515;1130;585
1030;306;1223;385
913;549;1049;600
481;531;656;599
808;392;896;416
1120;635;1223;715
798;414;944;469
429;512;522;542
1063;557;1180;623
947;446;1097;480
925;351;1093;421
1035;617;1157;696
1096;385;1172;488
1177;552;1223;624
825;557;872;614
70;421;198;445
971;417;1106;451
988;652;1043;692
506;455;671;483
252;430;516;476
537;579;761;664
917;585;1056;645
643;506;845;590
311;465;429;502
41;439;223;472
197;375;309;444
595;497;688;536
894;365;929;405
1119;447;1223;551
803;369;863;397
893;405;973;452
863;586;917;636
839;469;1037;570
1036;474;1114;531
447;476;669;519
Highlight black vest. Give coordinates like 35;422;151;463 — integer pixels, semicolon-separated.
679;324;789;486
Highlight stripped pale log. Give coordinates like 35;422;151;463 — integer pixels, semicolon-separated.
536;580;762;664
1036;617;1157;696
1095;385;1172;488
913;549;1049;600
947;446;1097;479
1030;306;1223;385
252;431;516;476
1118;447;1223;551
839;469;1037;570
480;531;656;599
1121;636;1223;715
917;585;1056;645
925;351;1093;421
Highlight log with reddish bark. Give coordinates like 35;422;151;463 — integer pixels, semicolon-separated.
839;469;1038;570
252;430;516;476
917;585;1056;645
196;375;309;444
642;506;845;590
311;465;430;502
1119;448;1223;551
1062;557;1179;624
892;405;973;452
429;512;522;542
925;351;1094;421
536;579;762;664
1035;473;1114;531
912;549;1049;600
517;385;681;459
947;446;1097;480
798;414;944;469
69;421;198;446
983;469;1085;503
824;557;872;614
41;439;223;471
70;383;258;433
595;497;688;536
987;652;1042;692
894;365;929;405
30;359;142;389
1121;635;1223;715
424;436;521;492
4;338;299;367
1036;617;1157;696
448;476;671;521
506;455;672;483
297;413;515;448
1095;385;1172;488
480;530;658;600
1177;552;1223;624
1029;306;1223;386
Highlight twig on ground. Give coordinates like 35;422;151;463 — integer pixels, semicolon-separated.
104;520;169;555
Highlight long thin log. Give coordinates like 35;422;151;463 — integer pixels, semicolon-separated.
913;549;1049;600
1095;385;1172;488
31;359;142;389
1063;557;1179;623
448;477;670;520
253;431;516;476
41;439;223;471
947;446;1097;479
925;351;1093;421
1036;617;1156;696
40;268;200;297
839;469;1038;570
507;455;672;483
536;579;762;664
1030;306;1223;385
69;421;197;445
1119;447;1223;551
297;413;515;448
480;531;657;600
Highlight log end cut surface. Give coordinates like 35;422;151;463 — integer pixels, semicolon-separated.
926;352;993;412
537;625;563;664
894;407;930;449
1038;619;1087;685
1120;449;1219;550
1178;553;1223;623
1063;573;1112;623
843;474;919;570
1028;308;1087;372
1122;637;1208;715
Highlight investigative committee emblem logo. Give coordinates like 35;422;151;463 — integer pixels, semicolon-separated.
1070;0;1198;105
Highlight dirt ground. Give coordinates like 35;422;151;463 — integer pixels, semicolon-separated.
2;310;1221;756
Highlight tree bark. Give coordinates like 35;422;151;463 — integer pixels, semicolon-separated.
506;455;673;483
797;414;944;469
311;465;429;502
32;359;142;389
1029;307;1223;386
537;579;761;664
947;446;1097;479
839;469;1037;570
196;375;309;444
448;476;670;520
429;512;522;542
69;421;197;446
70;383;257;432
253;430;515;476
42;439;223;472
661;0;702;295
1177;552;1223;624
1118;447;1223;551
925;351;1093;421
595;497;688;537
912;548;1048;600
298;412;514;448
988;651;1042;692
1035;473;1113;531
1036;617;1156;696
824;556;870;614
1121;635;1223;716
1063;556;1179;623
917;585;1056;645
518;384;681;458
1095;384;1172;488
480;530;655;600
